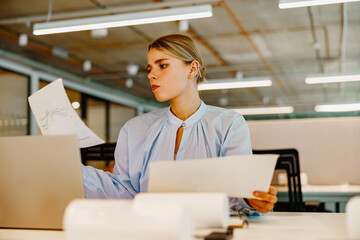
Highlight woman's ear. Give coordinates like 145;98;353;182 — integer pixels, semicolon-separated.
188;61;200;79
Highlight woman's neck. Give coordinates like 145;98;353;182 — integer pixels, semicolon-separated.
170;92;202;121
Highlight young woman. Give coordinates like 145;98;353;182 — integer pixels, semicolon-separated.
82;34;277;214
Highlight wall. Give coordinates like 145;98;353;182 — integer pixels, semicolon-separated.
247;117;360;185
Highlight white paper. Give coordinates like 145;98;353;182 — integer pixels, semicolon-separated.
28;79;104;148
148;154;278;198
133;193;229;228
63;199;193;240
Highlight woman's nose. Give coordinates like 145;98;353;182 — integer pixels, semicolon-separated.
147;70;157;80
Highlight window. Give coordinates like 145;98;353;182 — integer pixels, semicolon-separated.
0;69;29;136
109;103;136;142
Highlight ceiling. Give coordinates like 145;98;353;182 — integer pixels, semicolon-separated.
0;0;360;118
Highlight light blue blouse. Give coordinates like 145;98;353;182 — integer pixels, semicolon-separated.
82;101;255;213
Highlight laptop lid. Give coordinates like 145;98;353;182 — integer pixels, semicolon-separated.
0;135;84;230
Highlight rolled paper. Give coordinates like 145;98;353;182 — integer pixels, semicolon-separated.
346;196;360;239
63;199;192;240
133;192;229;228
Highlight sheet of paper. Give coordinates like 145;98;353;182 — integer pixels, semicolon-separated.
148;154;278;198
28;78;104;148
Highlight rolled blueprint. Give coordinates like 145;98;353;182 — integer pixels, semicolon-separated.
63;199;192;240
346;196;360;239
133;192;229;228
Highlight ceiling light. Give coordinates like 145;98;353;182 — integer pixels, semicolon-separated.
33;4;212;35
91;28;108;38
72;101;80;109
18;33;28;46
198;78;272;91
127;63;139;76
314;103;360;112
178;19;190;32
218;97;229;106
232;106;294;115
305;73;360;84
83;60;92;72
125;78;134;88
279;0;360;9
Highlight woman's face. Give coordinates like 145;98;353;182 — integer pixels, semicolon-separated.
147;48;191;102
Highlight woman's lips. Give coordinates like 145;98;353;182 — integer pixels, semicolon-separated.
151;85;160;91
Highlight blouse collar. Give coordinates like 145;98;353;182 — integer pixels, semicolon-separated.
166;100;207;127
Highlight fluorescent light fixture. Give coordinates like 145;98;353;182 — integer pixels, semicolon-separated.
198;78;272;91
314;103;360;112
33;4;212;35
305;73;360;84
232;106;294;115
279;0;360;9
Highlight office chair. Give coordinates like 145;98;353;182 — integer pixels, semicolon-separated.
253;148;304;212
81;143;116;169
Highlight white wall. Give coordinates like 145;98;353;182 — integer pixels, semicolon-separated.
247;117;360;185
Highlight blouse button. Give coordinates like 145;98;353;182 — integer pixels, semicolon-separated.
181;123;185;127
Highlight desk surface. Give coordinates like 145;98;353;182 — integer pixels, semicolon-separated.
233;212;347;240
0;212;347;240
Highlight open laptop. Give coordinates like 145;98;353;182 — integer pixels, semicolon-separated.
0;135;84;230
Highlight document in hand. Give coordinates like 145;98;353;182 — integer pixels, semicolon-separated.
148;154;278;199
28;78;104;148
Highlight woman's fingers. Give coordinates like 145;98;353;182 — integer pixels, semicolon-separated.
253;191;278;204
248;186;278;213
248;199;274;213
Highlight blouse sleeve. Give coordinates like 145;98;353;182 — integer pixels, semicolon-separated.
221;113;258;215
220;113;252;156
81;124;137;199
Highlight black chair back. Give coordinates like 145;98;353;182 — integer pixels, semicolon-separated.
253;148;304;212
81;143;116;166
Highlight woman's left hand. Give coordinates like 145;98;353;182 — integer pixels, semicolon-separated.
247;186;278;213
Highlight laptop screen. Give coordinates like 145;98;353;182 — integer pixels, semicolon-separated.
0;135;84;230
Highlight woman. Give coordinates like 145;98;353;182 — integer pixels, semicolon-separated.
82;34;277;214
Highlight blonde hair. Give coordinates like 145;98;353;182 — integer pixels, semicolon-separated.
148;34;206;84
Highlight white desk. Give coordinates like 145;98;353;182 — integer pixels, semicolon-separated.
233;212;347;240
276;184;360;212
0;212;348;240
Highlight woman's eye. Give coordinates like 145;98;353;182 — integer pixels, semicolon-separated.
147;69;151;73
160;64;167;69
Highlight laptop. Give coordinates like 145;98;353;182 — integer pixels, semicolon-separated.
0;135;84;230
